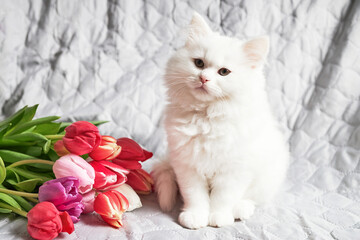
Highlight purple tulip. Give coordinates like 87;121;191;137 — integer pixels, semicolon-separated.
39;176;85;223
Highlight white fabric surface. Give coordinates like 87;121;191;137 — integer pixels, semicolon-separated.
0;0;359;239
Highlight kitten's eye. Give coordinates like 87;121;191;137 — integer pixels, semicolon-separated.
194;59;204;68
218;68;231;76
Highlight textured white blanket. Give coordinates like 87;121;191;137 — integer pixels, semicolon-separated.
0;0;359;239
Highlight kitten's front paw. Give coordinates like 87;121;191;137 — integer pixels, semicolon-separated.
233;200;255;220
209;211;234;227
178;210;208;229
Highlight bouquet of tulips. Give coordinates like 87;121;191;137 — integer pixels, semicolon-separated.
0;105;154;240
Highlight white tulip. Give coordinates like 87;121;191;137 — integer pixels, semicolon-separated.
114;184;142;211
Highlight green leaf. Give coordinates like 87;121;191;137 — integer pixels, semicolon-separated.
0;106;27;129
43;140;51;154
6;116;61;136
0;193;22;210
0;207;12;213
7;146;43;157
33;122;61;135
0;184;33;211
7;194;33;212
0;157;5;185
0;139;35;147
19;105;38;123
0;150;36;163
10;168;52;183
7;178;42;192
90;120;108;126
0;124;10;139
5;132;48;142
6;169;21;182
47;149;60;162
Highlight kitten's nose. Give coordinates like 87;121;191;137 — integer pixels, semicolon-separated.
200;75;209;84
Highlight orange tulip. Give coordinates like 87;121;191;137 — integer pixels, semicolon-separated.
89;136;122;161
53;140;70;156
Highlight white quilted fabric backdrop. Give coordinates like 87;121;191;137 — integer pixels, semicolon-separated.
0;0;359;239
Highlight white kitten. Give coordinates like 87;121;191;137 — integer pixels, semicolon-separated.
152;13;289;229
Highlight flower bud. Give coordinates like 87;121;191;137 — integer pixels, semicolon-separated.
63;121;101;155
27;202;74;240
94;190;129;228
39;177;84;223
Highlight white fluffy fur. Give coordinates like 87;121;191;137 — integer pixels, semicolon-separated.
152;12;289;229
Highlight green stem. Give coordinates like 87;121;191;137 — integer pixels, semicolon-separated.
6;159;54;169
0;202;27;217
25;197;38;203
0;188;38;198
44;135;64;140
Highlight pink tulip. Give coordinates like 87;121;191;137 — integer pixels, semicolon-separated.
53;154;95;194
63;121;101;155
89;136;122;161
81;190;96;214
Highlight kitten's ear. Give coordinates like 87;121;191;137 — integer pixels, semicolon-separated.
243;36;269;68
186;12;212;46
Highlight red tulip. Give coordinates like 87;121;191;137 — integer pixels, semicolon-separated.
94;190;129;228
112;159;142;170
89;136;122;161
126;169;154;195
63;121;101;155
53;140;70;156
116;138;153;161
27;202;74;240
113;138;153;170
90;161;129;191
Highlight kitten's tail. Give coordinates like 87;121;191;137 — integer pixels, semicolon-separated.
151;157;178;212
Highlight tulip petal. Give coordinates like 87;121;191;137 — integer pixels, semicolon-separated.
112;159;142;170
100;161;129;175
104;145;122;161
116;138;153;161
27;202;73;240
53;155;95;194
93;193;114;216
126;170;152;194
101;215;123;228
59;211;74;234
93;190;129;228
81;190;96;214
90;161;119;190
114;184;142;211
134;169;154;185
63;121;101;155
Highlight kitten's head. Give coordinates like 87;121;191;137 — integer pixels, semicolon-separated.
165;12;269;104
